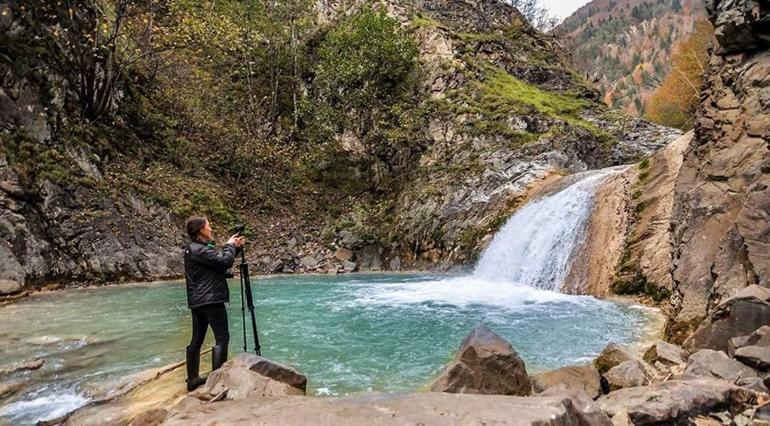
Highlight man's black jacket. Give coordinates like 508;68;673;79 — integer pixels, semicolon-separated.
184;241;239;309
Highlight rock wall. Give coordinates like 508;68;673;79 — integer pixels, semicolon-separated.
667;0;770;344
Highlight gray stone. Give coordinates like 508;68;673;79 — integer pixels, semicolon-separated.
0;279;21;295
681;349;765;392
430;325;530;395
342;260;357;272
605;360;648;391
734;346;770;371
729;326;770;357
299;256;319;269
531;365;603;400
598;379;756;425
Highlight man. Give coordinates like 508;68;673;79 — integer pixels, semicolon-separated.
183;216;245;391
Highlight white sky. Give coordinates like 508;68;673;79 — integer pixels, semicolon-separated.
540;0;591;20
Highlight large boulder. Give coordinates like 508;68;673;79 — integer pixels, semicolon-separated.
684;286;770;353
163;392;613;426
530;365;604;400
681;349;765;392
190;353;307;401
604;360;648;391
594;343;636;375
598;379;756;425
430;325;530;395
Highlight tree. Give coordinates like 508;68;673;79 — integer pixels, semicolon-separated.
16;0;175;120
645;19;713;129
508;0;560;32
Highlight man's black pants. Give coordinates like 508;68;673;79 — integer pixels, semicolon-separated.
189;303;230;350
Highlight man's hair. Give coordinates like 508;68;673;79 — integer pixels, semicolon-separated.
186;216;207;241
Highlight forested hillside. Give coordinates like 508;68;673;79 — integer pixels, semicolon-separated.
556;0;707;116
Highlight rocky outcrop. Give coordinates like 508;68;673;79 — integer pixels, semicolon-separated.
530;365;604;400
684;285;770;352
430;324;531;395
597;379;757;425
594;343;637;375
667;0;770;345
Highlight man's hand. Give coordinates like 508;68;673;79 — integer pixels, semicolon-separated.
227;235;246;248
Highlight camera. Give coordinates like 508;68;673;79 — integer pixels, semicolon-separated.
231;224;246;237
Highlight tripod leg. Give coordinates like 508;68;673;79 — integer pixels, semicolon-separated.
240;272;247;353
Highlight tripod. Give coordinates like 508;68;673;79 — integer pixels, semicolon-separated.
239;248;262;356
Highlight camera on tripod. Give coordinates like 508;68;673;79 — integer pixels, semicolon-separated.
225;224;246;278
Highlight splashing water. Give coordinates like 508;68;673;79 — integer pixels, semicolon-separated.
473;169;621;291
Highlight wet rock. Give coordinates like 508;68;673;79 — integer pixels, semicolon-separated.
0;358;44;377
643;340;688;368
681;349;765;392
605;360;648;391
163;392;613;426
594;342;636;375
684;286;770;353
0;379;26;401
430;325;530;395
531;365;603;399
598;379;756;425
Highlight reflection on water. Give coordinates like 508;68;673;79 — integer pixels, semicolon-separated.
0;274;660;424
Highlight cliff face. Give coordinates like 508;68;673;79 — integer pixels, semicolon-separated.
667;0;770;344
556;0;708;115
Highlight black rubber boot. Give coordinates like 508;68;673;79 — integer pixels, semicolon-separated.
186;345;206;392
212;344;228;371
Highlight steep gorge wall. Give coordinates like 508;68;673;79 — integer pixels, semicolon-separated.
666;0;770;345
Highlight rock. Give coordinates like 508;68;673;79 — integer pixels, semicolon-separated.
0;379;26;401
191;354;306;401
337;230;360;249
162;392;612;426
0;358;44;377
735;346;770;372
681;349;765;392
342;260;357;272
684;286;770;353
430;325;530;395
611;411;633;426
594;343;636;375
299;256;319;269
268;260;284;273
605;360;648;391
333;248;354;262
0;279;22;295
707;0;770;53
729;326;770;357
598;379;756;425
388;257;402;271
643;340;688;368
356;245;382;271
531;365;603;399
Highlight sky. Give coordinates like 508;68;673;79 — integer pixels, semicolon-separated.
540;0;591;20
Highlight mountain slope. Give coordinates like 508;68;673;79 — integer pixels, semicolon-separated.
556;0;708;115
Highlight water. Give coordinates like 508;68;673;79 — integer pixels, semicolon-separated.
0;168;659;424
474;169;621;290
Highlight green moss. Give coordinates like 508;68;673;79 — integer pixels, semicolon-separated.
411;14;444;29
478;66;588;119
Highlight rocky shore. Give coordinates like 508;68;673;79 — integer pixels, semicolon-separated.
53;321;770;425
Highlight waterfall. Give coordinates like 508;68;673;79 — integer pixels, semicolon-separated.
472;168;620;292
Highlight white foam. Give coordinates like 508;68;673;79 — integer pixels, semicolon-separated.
352;276;599;311
0;391;89;423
